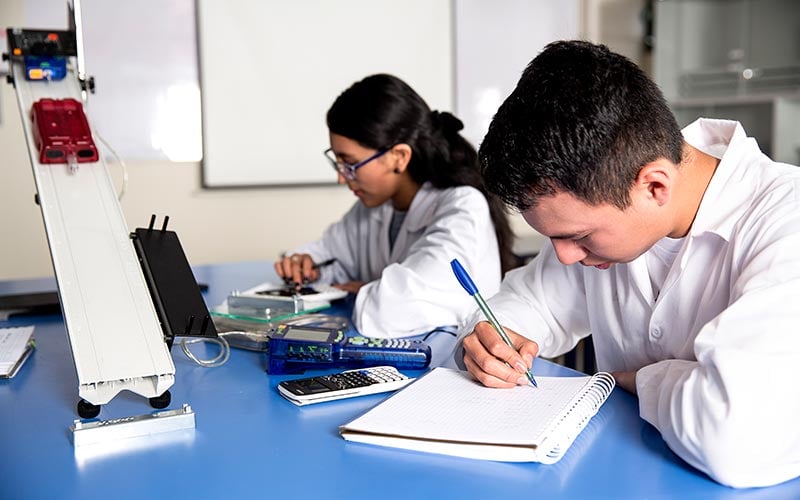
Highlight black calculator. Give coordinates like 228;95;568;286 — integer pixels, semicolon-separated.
277;366;413;406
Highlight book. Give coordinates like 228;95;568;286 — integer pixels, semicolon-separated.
0;326;35;378
339;367;615;464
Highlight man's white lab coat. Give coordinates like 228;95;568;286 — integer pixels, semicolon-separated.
457;119;800;488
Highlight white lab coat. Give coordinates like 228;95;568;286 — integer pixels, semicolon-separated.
294;182;501;338
456;119;800;488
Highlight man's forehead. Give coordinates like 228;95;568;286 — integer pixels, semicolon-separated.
521;191;616;237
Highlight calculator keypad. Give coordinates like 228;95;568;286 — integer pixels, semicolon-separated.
346;337;415;349
322;367;407;390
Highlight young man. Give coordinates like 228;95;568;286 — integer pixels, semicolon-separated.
457;40;800;488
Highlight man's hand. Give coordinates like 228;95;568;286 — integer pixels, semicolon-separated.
462;321;539;388
611;370;638;394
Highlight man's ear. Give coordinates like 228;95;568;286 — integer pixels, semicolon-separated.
635;159;674;206
390;144;412;173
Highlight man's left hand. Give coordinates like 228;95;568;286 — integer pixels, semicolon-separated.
611;370;638;394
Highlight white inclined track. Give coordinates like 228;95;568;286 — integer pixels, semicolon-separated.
11;59;175;406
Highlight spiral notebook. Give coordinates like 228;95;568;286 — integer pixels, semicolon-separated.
340;367;615;464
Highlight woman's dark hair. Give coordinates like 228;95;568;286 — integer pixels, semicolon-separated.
327;74;516;274
480;40;684;212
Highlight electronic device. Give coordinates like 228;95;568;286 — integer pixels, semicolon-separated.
6;28;77;58
266;324;431;374
212;313;350;352
246;281;348;302
226;282;348;319
131;215;218;349
0;291;62;320
277;366;414;406
30;98;99;164
24;56;67;81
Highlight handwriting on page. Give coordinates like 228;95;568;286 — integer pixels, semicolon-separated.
349;369;591;445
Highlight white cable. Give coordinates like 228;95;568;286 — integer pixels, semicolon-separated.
94;131;129;201
68;62;129;201
180;335;230;368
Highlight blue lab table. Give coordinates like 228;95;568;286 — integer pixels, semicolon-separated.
1;261;799;499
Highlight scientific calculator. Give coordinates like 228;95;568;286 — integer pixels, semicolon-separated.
277;366;414;406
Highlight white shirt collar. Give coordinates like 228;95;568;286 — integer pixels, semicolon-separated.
682;118;747;160
683;118;761;241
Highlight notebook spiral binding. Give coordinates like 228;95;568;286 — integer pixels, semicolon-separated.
539;372;616;463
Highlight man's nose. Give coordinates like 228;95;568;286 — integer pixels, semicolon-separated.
551;239;588;265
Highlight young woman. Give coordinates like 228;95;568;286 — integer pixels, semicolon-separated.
275;74;515;338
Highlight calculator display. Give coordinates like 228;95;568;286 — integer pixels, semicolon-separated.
283;327;332;342
287;377;335;394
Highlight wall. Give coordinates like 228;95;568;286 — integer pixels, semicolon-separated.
455;0;581;151
583;0;651;74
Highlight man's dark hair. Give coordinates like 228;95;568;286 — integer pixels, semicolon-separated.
479;40;684;211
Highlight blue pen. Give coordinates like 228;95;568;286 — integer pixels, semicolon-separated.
451;258;538;388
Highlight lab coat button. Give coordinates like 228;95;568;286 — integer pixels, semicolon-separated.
651;327;662;339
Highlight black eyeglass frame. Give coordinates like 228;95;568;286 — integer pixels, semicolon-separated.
323;147;391;180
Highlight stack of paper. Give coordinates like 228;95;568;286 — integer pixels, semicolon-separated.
0;326;35;378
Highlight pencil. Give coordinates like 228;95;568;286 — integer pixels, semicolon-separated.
312;258;337;270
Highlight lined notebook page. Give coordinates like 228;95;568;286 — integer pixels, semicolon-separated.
342;367;594;446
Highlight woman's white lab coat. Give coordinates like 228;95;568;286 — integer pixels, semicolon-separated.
294;182;501;338
457;119;800;488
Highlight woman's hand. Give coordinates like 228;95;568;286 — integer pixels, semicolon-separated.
462;321;539;388
274;253;321;287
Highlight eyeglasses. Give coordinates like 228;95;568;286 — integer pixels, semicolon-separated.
323;147;390;180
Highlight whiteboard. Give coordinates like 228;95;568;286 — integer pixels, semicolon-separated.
197;0;453;187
